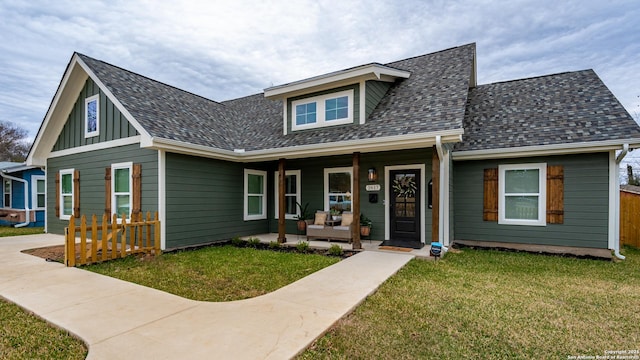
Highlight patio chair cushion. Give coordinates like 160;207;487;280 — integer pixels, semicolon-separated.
333;226;350;231
314;212;327;225
341;212;353;226
307;224;325;230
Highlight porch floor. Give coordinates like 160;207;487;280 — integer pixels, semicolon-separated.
242;233;435;259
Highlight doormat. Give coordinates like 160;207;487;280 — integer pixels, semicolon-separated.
380;240;424;249
378;246;413;252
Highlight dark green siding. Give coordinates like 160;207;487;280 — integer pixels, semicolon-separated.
46;144;158;234
164;154;269;249
52;78;138;151
365;81;391;118
453;153;610;248
265;148;434;241
286;84;360;133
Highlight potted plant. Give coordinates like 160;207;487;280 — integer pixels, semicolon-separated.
330;208;342;221
295;202;311;232
360;214;372;237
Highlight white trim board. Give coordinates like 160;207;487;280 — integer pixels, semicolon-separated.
49;136;141;158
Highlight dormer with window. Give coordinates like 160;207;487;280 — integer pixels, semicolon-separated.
264;64;411;135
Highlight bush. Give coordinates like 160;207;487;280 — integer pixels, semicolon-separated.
296;241;310;253
231;236;244;247
247;237;261;248
327;244;344;256
268;241;282;250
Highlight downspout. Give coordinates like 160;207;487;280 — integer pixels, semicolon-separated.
435;136;448;250
613;144;629;260
0;172;30;228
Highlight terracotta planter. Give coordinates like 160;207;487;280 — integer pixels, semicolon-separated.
297;220;307;232
360;225;371;237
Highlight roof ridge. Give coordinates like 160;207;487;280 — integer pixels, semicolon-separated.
385;42;476;66
76;52;226;107
476;69;594;87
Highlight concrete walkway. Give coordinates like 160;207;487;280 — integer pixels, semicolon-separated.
0;234;414;359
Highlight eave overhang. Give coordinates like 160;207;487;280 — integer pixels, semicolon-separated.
144;129;463;163
452;139;640;161
264;63;411;100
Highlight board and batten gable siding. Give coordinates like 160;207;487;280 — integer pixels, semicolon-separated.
164;153;269;249
52;78;138;151
365;80;392;119
46;144;158;234
453;153;609;249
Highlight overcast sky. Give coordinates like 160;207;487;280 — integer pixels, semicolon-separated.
1;0;639;146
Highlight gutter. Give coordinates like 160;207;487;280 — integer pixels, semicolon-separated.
434;136;449;250
0;172;30;228
613;144;629;260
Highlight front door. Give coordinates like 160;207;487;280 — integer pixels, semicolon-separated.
390;169;421;243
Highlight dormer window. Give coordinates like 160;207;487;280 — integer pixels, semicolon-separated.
291;90;354;131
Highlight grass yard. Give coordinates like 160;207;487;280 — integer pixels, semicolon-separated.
85;245;340;301
0;299;87;360
0;226;44;238
300;247;640;359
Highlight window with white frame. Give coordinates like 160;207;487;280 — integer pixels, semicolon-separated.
32;176;45;210
112;162;132;219
324;167;352;212
244;169;267;220
85;94;99;138
274;170;301;219
499;163;546;226
59;169;74;220
292;89;353;131
3;179;11;208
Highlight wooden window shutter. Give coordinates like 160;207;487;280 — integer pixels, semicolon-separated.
105;167;111;215
546;165;564;224
132;164;142;219
483;168;498;221
73;170;80;218
55;172;60;217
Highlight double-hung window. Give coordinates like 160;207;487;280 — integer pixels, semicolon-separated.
59;169;74;220
324;167;353;212
292;89;353;131
3;179;11;208
112;162;132;219
498;163;546;226
85;94;99;138
244;169;267;220
274;170;301;219
32;176;46;210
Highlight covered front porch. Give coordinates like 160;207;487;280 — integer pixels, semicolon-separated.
242;233;435;259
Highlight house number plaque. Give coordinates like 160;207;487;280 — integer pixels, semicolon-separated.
365;184;381;192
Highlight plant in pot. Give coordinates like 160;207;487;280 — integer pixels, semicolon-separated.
330;208;342;221
295;202;311;232
360;214;372;237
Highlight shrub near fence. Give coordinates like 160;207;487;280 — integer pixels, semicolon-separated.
64;212;161;267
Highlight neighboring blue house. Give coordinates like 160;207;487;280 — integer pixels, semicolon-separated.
0;162;46;227
26;43;640;258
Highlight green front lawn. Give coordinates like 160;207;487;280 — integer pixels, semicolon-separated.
0;226;44;237
0;299;87;360
85;245;340;301
300;247;640;359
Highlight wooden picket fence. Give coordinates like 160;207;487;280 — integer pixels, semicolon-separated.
620;190;640;248
64;211;161;267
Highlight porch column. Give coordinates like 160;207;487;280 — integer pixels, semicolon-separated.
352;152;362;249
278;158;286;243
432;147;440;242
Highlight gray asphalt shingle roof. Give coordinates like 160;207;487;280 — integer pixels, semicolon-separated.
456;70;640;152
77;44;639;155
78;44;476;152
